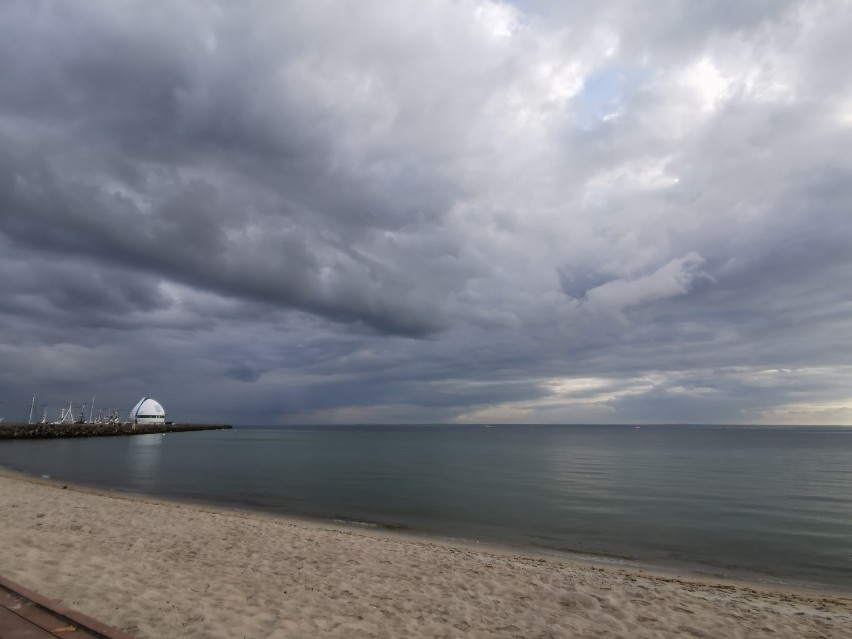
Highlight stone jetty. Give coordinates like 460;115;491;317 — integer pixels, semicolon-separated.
0;422;232;440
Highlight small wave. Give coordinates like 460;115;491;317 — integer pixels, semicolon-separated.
333;518;378;528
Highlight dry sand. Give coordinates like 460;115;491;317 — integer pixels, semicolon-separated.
0;471;849;639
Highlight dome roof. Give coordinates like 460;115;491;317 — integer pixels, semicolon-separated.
130;397;166;421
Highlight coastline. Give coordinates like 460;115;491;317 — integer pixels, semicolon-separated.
1;469;849;638
3;463;846;597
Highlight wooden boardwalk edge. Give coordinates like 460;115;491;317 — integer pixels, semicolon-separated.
0;575;135;639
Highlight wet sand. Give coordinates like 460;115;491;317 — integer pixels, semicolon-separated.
0;471;849;638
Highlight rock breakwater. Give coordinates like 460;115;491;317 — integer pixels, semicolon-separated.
0;423;232;439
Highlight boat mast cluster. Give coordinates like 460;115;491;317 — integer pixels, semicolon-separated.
26;395;125;426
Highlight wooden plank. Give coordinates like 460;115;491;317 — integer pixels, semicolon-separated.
0;587;100;639
0;589;23;609
1;595;100;639
0;578;133;639
0;606;56;639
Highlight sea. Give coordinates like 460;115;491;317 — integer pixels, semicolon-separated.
1;424;850;591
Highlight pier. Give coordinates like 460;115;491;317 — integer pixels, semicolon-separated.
0;422;232;440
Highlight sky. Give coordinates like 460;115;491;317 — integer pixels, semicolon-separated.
1;0;851;426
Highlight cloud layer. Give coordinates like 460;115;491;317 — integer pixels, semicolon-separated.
1;0;851;424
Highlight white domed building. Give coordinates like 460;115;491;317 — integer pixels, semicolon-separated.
130;397;166;425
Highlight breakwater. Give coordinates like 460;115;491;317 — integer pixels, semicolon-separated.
0;423;232;440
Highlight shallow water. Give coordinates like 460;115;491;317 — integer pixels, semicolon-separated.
1;424;850;589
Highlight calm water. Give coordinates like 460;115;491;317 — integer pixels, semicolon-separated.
1;424;850;589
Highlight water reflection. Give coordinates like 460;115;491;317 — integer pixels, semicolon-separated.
128;433;163;490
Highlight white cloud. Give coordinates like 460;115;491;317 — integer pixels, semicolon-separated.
682;58;731;112
474;1;519;40
583;252;707;316
584;156;679;204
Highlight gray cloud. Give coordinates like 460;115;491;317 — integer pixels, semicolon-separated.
1;1;851;425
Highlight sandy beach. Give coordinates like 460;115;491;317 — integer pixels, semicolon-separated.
0;471;849;638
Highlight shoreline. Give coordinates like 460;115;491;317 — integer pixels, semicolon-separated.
2;466;849;599
1;469;850;639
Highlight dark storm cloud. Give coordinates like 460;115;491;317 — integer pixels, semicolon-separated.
0;2;459;337
1;0;851;424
